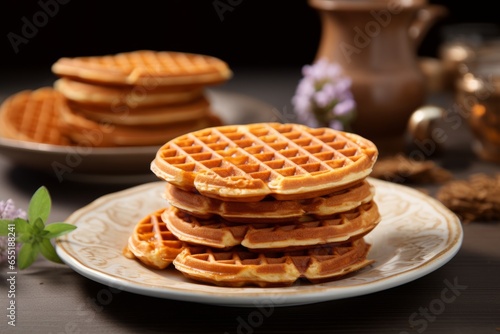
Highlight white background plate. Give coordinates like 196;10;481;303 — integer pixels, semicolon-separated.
56;178;463;307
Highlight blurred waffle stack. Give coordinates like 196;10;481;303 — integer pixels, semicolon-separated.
0;50;232;147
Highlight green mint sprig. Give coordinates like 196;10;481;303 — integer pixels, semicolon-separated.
0;186;76;269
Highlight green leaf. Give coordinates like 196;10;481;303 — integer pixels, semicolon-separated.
32;217;45;234
0;219;12;235
17;219;35;243
39;238;63;264
18;243;39;270
28;186;51;224
13;218;31;234
8;186;77;270
44;223;77;239
0;218;31;236
18;234;33;243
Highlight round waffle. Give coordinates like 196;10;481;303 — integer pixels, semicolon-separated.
51;50;233;87
0;87;71;145
124;208;185;270
67;96;212;126
164;180;375;223
151;122;379;201
162;201;381;250
58;101;221;147
173;238;373;287
54;78;204;108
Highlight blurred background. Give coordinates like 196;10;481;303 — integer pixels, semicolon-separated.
1;0;500;205
1;0;497;72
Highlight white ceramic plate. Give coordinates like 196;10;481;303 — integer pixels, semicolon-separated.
0;90;276;182
56;178;463;307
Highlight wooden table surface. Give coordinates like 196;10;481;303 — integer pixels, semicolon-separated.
1;69;499;334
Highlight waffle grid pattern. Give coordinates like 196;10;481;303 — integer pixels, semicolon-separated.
154;123;377;198
0;88;70;145
112;51;225;75
127;209;184;269
135;212;183;250
187;241;360;264
54;51;231;79
173;239;373;286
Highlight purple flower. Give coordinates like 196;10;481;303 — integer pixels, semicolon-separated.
0;199;26;264
334;99;356;116
329;119;344;130
1;199;27;220
292;58;356;130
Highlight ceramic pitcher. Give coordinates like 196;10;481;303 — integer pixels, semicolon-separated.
308;0;447;152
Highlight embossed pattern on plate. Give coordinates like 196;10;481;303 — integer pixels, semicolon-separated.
55;178;463;307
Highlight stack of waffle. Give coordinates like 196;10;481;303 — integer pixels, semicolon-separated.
0;50;231;147
51;50;230;147
125;122;381;287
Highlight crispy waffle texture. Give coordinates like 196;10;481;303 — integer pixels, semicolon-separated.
124;208;185;270
0;87;71;145
173;239;373;287
151;123;378;201
124;122;380;287
125;206;376;286
162;201;380;250
164;180;375;222
52;50;233;87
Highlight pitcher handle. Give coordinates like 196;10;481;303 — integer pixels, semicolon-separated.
409;4;449;50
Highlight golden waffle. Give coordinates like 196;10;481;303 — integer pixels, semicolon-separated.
54;78;204;108
68;96;212;126
58;101;222;147
162;201;380;250
124;208;185;270
164;180;375;223
0;87;71;145
51;50;232;87
151;123;378;202
173;238;373;287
